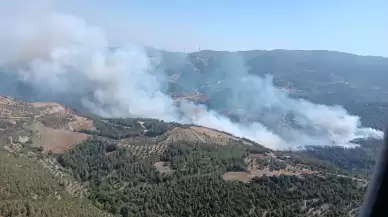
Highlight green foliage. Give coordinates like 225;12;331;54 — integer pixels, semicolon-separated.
246;144;269;154
81;119;140;139
122;174;364;217
108;118;180;137
255;158;287;171
160;141;248;176
57;137;367;217
58;138;160;184
0;147;110;217
0;199;108;217
300;146;376;172
37;114;72;129
81;118;179;139
0;151;63;201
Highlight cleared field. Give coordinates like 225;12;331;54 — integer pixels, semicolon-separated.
222;153;315;182
191;126;253;145
38;126;90;154
154;161;174;174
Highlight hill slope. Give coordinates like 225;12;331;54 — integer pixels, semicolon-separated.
0;96;113;217
0;96;370;217
0;147;112;217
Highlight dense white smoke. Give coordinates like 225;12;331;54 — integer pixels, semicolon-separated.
0;1;383;150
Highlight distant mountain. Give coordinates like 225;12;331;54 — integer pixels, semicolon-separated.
2;49;387;128
1;49;386;153
180;49;388;102
156;49;388;129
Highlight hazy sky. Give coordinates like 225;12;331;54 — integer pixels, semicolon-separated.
58;0;387;56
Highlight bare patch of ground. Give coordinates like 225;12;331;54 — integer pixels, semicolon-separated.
32;102;69;114
1;97;94;132
248;166;314;179
0;96;40;118
191;126;252;145
166;127;204;143
32;102;94;131
154;161;174;174
67;116;94;131
37;125;89;154
0;96;15;106
37;113;94;131
223;153;316;182
191;126;229;139
0;97;92;155
222;167;315;183
222;172;250;183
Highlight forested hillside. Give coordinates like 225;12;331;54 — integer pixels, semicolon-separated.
0;97;371;217
0;146;111;217
58;138;366;217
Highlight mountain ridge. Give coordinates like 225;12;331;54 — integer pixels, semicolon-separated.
153;46;388;59
186;49;388;59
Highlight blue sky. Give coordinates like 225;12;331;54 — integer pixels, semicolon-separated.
58;0;387;56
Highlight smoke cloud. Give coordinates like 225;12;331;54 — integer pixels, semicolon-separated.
0;1;383;150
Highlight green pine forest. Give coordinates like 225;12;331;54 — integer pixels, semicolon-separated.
0;116;373;217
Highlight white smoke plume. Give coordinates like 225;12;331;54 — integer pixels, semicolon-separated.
0;1;383;150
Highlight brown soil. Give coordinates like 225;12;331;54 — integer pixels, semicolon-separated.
1;97;93;153
0;96;15;105
154;161;174;174
248;166;314;178
191;126;252;145
222;167;315;183
32;101;94;131
32;102;68;114
222;172;250;183
222;154;316;182
166;127;205;143
67;116;94;131
191;126;228;138
38;126;89;154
